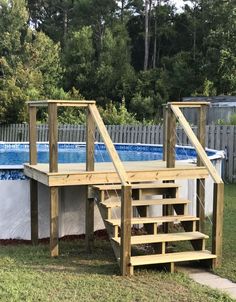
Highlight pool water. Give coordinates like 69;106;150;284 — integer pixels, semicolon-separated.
0;143;215;166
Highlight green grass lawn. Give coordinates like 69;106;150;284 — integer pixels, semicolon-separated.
214;184;236;282
0;184;235;302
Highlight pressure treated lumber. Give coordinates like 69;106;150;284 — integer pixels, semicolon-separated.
106;215;199;226
30;179;38;245
120;185;132;276
88;104;129;185
112;232;208;245
166;105;176;168
29;106;37;165
93;183;180;191
130;250;216;266
168;102;210;107
28;100;95;107
50;187;59;257
171;104;222;184
197;105;207;232
85;109;95;252
101;198;190;208
48;103;58;173
24;164;209;186
212;182;224;268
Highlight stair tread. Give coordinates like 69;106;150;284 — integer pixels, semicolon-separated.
131;250;216;266
112;232;208;245
101;198;190;208
93;183;180;191
106;215;199;226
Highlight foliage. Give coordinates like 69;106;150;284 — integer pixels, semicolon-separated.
0;0;236;124
229;114;236;126
99;99;139;125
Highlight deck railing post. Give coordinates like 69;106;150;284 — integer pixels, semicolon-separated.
48;103;58;173
48;103;59;256
120;185;132;276
164;105;176;232
166;105;176;168
163;105;168;161
212;182;224;268
29;105;38;245
197;105;207;232
85;108;95;252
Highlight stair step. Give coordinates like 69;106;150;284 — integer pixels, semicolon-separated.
101;197;190;208
93;183;180;191
130;250;216;266
106;215;199;226
112;231;208;245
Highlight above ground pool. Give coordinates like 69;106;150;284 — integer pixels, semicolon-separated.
0;142;224;239
0;142;218;166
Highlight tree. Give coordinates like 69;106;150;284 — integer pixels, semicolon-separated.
63;26;95;95
0;0;63;123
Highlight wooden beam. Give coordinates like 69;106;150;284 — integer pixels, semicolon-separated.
197;105;207;232
120;185;132;276
28;100;95;107
171;105;223;184
212;183;224;268
45;167;209;186
166;105;176;168
29;106;37;165
48;103;58;173
88;104;129;185
30;179;38;245
168;102;210;107
163;106;167;161
85;109;95;252
50;187;59;257
24;165;49;185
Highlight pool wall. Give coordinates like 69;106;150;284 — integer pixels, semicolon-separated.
0;143;224;240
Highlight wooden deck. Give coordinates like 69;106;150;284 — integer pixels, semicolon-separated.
25;100;223;276
24;160;209;187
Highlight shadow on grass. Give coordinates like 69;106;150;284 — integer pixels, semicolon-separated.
0;239;120;276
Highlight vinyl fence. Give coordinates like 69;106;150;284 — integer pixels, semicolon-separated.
0;124;235;182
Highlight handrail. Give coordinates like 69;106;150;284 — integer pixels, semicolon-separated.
170;104;223;184
27;100;96;107
88;104;130;186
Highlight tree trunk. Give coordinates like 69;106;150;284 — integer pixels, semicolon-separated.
153;6;157;68
144;0;149;71
63;9;68;46
121;0;125;23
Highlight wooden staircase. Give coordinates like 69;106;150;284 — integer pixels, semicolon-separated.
92;182;216;275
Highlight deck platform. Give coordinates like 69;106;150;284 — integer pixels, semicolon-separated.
24;160;209;187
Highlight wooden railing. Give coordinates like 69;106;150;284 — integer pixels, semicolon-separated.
28;100;132;275
165;102;224;267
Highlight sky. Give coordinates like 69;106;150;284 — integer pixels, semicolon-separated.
171;0;192;10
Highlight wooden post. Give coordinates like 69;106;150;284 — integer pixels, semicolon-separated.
163;105;167;161
197;105;206;232
29;105;38;244
29;106;37;165
120;185;132;276
48;103;58;256
212;182;224;268
166;105;176;168
50;186;59;257
85;109;95;252
48;103;58;173
164;105;176;233
30;179;38;245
